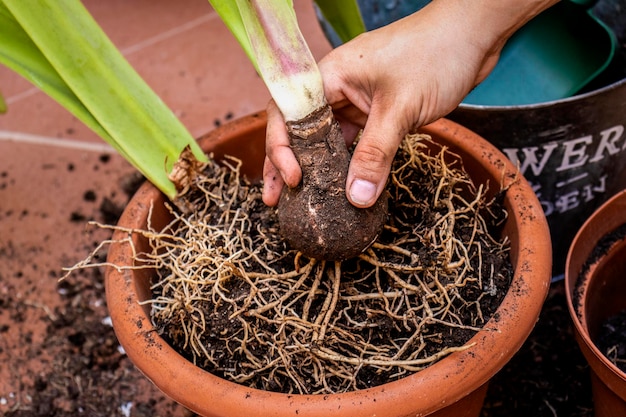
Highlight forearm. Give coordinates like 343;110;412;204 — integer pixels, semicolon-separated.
384;0;560;88
417;0;560;55
468;0;560;44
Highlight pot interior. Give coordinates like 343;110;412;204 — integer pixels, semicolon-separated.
567;189;626;339
131;120;522;319
584;234;626;342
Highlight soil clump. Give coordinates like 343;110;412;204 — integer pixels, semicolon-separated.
278;105;388;260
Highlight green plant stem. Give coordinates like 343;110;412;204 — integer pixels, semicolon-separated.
209;0;326;122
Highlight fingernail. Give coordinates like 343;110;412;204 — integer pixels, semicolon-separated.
350;179;377;206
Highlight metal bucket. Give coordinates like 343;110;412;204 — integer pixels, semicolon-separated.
450;0;626;278
317;0;626;278
451;77;626;279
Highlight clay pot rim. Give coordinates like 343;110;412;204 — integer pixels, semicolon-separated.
105;113;552;417
565;189;626;382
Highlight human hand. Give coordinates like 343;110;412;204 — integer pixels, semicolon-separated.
262;0;558;208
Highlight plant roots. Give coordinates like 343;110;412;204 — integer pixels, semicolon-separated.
78;134;513;395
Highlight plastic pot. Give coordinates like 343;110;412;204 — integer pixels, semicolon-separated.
565;190;626;417
105;113;552;417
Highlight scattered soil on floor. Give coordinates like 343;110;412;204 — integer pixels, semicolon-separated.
0;162;189;417
482;282;594;417
2;267;186;417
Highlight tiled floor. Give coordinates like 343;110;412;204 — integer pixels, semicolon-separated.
0;1;331;415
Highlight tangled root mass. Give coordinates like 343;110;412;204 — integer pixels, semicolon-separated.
134;134;513;394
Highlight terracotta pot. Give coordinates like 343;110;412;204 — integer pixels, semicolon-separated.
565;190;626;417
105;113;552;417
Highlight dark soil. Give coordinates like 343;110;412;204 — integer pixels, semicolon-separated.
596;310;626;374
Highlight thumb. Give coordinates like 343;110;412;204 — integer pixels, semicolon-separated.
346;105;405;208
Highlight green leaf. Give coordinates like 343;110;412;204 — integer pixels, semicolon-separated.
0;2;112;141
0;90;6;114
314;0;366;43
0;0;207;199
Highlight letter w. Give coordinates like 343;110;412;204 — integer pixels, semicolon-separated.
503;143;558;177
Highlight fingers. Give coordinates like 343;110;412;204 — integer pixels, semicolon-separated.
346;102;405;208
264;96;404;210
262;100;302;206
262;157;284;207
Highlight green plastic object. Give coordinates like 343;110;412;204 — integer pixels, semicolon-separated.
463;0;617;106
